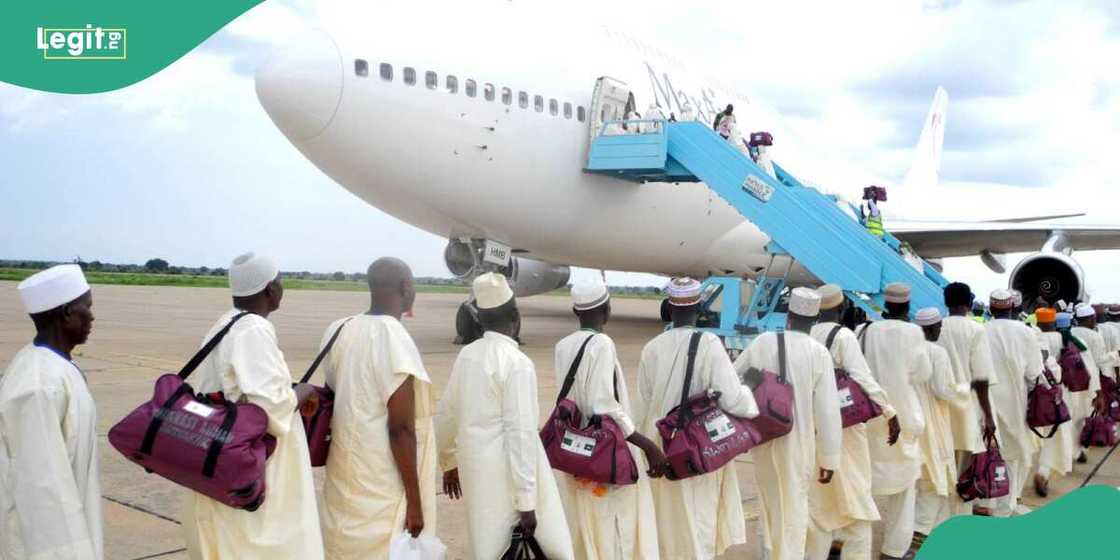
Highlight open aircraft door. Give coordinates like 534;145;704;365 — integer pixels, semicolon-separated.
588;76;632;149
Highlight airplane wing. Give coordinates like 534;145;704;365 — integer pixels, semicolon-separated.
889;220;1120;258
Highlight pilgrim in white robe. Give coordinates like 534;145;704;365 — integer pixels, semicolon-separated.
914;342;969;535
634;328;757;560
805;322;895;560
1072;326;1112;450
435;332;573;560
735;331;843;560
858;320;931;559
0;344;102;560
552;330;658;560
1097;322;1120;378
985;319;1045;517
1064;332;1101;455
936;316;995;454
1036;331;1076;480
319;315;438;559
182;309;323;560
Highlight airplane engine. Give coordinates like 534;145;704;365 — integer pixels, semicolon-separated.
1009;252;1086;308
445;239;570;296
509;258;571;297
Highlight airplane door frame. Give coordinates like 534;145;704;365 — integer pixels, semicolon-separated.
588;76;631;146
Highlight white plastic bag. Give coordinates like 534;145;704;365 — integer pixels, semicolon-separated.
388;533;448;560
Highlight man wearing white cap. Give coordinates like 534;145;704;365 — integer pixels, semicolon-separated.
735;287;843;560
552;277;663;559
436;273;573;559
634;277;757;559
984;289;1045;517
320;258;437;559
857;282;931;559
805;284;896;560
1072;303;1117;454
1;265;101;560
936;282;997;517
912;308;969;548
182;253;324;560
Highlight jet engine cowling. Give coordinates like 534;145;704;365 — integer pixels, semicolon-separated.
1009;252;1086;308
444;239;570;297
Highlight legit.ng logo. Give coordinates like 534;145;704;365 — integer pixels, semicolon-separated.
36;25;127;60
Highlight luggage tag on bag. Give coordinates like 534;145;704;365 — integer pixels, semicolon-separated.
838;387;854;409
994;465;1007;482
561;431;596;457
183;401;216;418
705;412;737;442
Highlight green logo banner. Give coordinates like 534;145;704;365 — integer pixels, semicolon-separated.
1;0;263;93
919;485;1120;559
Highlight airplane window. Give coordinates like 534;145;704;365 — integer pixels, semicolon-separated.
518;91;529;108
501;87;512;105
425;71;438;90
404;67;416;86
549;99;558;116
534;95;544;112
379;63;392;81
465;79;477;97
484;83;495;101
563;102;572;119
577;106;586;122
354;59;368;77
446;75;458;94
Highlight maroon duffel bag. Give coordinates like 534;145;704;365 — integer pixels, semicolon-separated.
825;325;882;428
298;317;352;467
109;312;277;510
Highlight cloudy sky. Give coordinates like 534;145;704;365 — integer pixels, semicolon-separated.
2;0;1119;298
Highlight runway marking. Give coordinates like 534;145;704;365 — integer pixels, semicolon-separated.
103;495;181;525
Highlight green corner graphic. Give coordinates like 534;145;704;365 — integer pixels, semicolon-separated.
2;0;264;93
918;485;1120;559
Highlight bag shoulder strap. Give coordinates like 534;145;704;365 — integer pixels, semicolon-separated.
300;317;354;384
557;334;596;403
178;311;251;380
857;322;870;354
677;332;704;419
778;331;789;384
825;324;843;351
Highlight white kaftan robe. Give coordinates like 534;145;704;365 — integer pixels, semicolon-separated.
0;344;102;560
182;309;323;560
1036;331;1075;478
985;319;1045;517
552;330;658;560
858;320;931;558
320;315;437;559
634;328;757;560
914;342;968;534
435;332;573;560
805;323;895;560
936;316;996;454
1097;323;1120;379
735;331;842;560
1064;331;1101;452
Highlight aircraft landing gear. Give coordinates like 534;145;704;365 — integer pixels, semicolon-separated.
454;299;523;345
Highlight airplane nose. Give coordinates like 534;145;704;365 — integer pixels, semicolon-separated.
255;27;342;142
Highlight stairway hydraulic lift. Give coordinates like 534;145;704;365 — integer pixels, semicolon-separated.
584;119;950;351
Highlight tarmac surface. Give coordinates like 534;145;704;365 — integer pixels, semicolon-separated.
2;282;1118;559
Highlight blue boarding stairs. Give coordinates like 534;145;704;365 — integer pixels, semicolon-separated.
585;120;948;350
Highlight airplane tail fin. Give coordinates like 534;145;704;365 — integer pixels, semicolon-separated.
901;87;948;190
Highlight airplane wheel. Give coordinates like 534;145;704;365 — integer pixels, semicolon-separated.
455;301;482;345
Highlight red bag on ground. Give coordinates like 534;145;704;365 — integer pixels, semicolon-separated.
541;334;637;485
657;332;758;480
1080;411;1119;448
743;332;795;445
956;434;1010;502
1060;340;1091;392
299;318;352;467
109;312;277;510
1026;364;1071;438
825;325;882;428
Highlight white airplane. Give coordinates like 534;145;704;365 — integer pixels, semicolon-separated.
254;3;1120;338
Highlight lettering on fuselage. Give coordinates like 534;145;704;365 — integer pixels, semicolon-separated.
643;62;737;125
